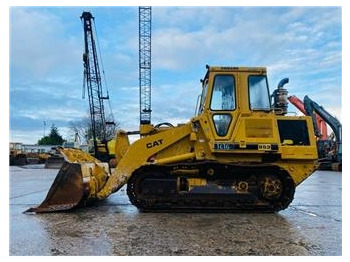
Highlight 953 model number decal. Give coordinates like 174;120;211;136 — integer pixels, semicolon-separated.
214;143;278;151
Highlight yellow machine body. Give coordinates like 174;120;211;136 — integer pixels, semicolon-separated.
27;66;318;213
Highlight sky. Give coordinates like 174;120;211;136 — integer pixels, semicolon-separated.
9;5;342;144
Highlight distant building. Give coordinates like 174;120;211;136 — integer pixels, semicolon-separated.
9;143;58;154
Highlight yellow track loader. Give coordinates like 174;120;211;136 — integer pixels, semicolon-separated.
26;66;318;213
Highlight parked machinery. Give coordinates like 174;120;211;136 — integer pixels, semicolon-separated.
288;95;342;171
9;142;27;166
304;95;342;171
27;65;318;213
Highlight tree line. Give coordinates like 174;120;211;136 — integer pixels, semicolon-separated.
37;124;65;145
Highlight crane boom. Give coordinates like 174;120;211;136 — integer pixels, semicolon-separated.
139;7;152;125
81;11;114;160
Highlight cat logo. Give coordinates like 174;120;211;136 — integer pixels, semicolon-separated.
146;139;163;149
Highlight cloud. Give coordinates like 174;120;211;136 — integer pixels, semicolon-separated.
10;7;81;78
10;129;45;145
150;7;339;78
16;108;84;122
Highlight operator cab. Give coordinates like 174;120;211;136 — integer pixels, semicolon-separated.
196;66;272;137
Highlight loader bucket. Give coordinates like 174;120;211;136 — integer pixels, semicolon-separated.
25;148;110;213
44;155;64;169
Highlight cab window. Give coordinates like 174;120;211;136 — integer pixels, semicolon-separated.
197;79;208;115
248;75;271;110
213;114;232;136
210;75;235;111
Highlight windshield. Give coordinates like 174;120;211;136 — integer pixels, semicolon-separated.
248;75;271;110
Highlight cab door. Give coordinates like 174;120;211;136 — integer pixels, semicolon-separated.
208;73;238;141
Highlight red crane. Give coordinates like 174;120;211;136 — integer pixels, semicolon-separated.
288;95;328;140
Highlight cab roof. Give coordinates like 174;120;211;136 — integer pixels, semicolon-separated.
208;65;266;73
202;65;267;82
